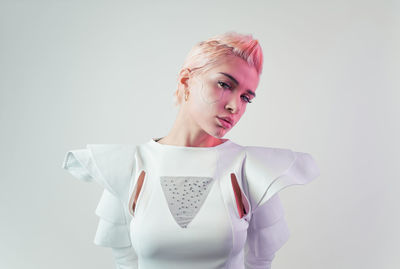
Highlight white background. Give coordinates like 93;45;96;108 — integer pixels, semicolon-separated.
1;0;398;268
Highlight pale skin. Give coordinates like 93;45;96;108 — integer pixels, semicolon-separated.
157;55;260;147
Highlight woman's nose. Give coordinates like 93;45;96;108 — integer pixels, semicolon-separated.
224;93;243;114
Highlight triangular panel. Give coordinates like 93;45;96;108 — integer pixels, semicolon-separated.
160;176;214;228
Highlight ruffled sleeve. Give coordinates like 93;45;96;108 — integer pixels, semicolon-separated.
243;146;319;268
243;146;320;214
61;144;137;248
244;193;289;269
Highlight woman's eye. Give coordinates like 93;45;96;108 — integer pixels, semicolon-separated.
218;81;231;89
242;96;252;103
218;80;253;103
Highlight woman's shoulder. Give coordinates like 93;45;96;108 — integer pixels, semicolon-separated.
62;144;138;249
237;143;320;212
62;144;138;201
230;141;318;172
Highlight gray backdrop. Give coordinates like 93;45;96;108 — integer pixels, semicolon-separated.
1;0;398;268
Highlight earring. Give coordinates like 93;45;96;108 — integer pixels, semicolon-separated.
184;91;189;101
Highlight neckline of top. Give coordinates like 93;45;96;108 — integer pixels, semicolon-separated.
148;137;233;151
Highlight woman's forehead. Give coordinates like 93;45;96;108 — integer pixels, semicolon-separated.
205;57;259;90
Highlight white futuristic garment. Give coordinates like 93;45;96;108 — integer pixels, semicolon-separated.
62;137;320;269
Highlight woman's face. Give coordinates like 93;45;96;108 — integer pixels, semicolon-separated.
183;55;260;138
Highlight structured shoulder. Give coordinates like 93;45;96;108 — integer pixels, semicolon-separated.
62;144;138;248
243;146;320;212
62;144;138;202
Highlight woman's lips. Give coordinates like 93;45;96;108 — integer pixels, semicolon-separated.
217;117;232;128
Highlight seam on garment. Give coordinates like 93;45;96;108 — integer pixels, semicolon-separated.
128;170;147;219
132;147;151;257
240;153;253;222
127;148;138;217
121;147;139;246
136;169;157;259
243;150;257;216
254;149;298;210
121;198;132;247
128;147;143;219
127;173;137;218
215;147;234;269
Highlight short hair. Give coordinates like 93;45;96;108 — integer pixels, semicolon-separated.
173;31;264;106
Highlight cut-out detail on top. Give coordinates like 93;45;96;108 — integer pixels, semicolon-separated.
160;176;214;228
129;170;146;217
231;173;250;219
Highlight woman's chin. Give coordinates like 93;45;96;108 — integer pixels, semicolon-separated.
211;125;229;138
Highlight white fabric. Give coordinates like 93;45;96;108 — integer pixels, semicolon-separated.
244;193;289;269
111;246;139;269
62;138;319;269
62;144;138;267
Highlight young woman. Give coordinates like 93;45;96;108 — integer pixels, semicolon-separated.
62;31;320;269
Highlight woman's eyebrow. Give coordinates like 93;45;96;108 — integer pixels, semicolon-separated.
218;72;256;98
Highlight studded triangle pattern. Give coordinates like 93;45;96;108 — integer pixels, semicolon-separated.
160;176;214;228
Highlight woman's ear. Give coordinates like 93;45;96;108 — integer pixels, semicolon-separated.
175;68;192;105
178;68;191;91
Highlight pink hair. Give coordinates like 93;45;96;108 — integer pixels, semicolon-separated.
173;31;264;106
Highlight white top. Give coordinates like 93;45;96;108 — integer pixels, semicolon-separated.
62;137;320;269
